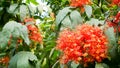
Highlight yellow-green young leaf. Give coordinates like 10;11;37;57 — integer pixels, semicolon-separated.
29;0;39;5
8;51;38;68
56;7;71;26
84;5;92;18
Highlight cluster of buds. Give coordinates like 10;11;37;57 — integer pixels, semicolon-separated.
70;0;91;7
56;24;108;66
24;18;42;44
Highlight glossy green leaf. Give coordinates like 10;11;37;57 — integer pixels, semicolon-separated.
20;5;29;21
70;10;83;28
0;31;10;49
37;4;44;14
95;63;109;68
56;7;71;26
2;21;16;33
9;38;18;48
61;16;72;28
86;18;104;26
0;21;17;49
84;5;92;18
20;25;30;45
0;21;30;48
8;4;18;14
105;27;116;45
8;51;38;68
28;5;35;16
71;62;79;68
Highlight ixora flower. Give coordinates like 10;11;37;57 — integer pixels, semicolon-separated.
24;18;42;43
27;25;42;43
56;29;83;64
112;0;120;6
70;0;91;7
56;24;108;65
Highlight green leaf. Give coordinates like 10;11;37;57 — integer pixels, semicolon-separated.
2;21;16;33
26;0;30;4
70;10;83;28
0;21;17;49
20;25;30;45
8;4;18;14
28;5;35;16
61;16;72;28
1;21;30;48
37;4;44;14
0;32;10;49
86;18;104;26
20;5;29;21
95;63;109;68
9;37;18;48
8;51;38;68
109;45;118;60
0;7;3;11
71;62;79;68
105;27;116;45
56;7;72;26
84;5;92;18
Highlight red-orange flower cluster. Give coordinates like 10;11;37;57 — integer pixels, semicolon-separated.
23;18;42;44
70;0;91;7
27;25;42;43
56;29;82;64
56;24;108;65
112;0;120;6
0;56;9;66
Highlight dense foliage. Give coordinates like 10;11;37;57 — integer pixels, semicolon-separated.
0;0;120;68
